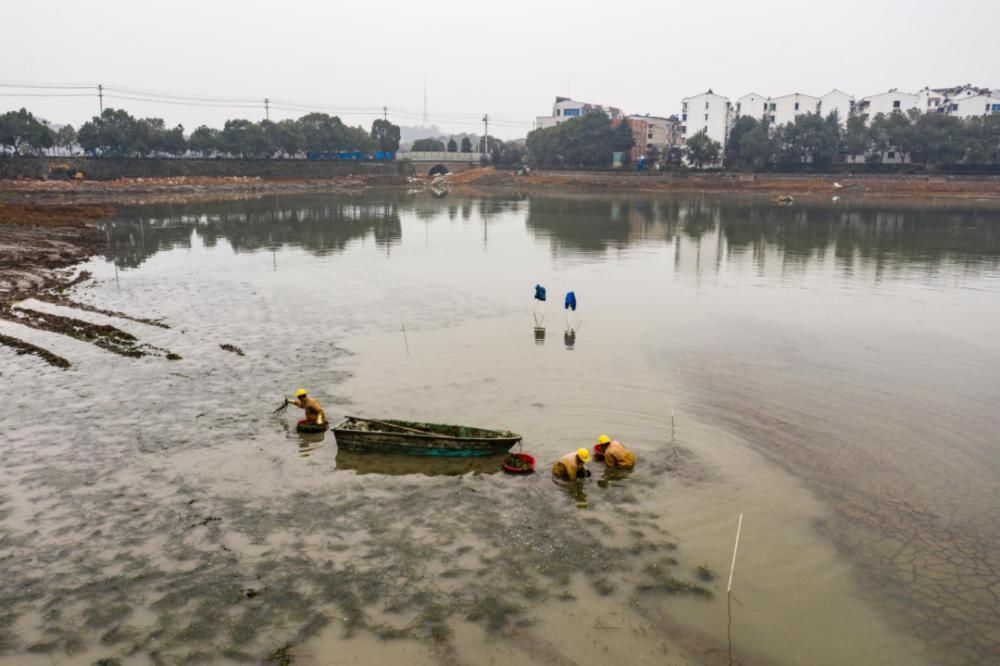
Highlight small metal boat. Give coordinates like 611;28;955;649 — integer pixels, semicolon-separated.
332;416;521;457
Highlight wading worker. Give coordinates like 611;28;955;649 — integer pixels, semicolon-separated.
287;388;325;426
552;448;591;481
595;434;636;468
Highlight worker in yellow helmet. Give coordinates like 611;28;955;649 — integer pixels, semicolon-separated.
594;434;636;468
286;388;326;426
552;448;591;481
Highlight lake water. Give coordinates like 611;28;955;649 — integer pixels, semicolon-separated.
1;192;998;665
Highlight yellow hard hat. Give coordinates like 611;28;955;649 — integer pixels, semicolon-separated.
598;435;611;444
295;388;307;397
577;448;590;462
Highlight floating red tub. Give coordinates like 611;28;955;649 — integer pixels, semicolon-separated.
503;452;535;474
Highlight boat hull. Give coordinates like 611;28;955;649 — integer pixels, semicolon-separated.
332;417;521;457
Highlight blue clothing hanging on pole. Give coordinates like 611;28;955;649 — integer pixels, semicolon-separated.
564;291;577;311
534;284;547;302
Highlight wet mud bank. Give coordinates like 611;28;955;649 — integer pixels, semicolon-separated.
0;201;179;367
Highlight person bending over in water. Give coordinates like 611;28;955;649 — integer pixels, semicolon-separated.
287;388;325;426
595;434;636;468
552;448;591;480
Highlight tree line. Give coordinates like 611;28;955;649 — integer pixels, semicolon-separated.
722;110;1000;170
411;134;527;166
526;112;635;168
0;107;401;158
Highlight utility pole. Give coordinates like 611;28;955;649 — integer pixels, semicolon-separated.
383;106;388;122
264;98;270;121
482;114;489;155
98;84;103;113
422;81;428;128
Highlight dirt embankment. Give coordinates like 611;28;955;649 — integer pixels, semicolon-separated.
1;173;409;206
447;167;1000;200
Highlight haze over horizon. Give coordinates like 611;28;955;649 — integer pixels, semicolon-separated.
2;0;998;140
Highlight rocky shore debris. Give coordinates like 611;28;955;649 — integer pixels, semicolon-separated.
220;343;245;356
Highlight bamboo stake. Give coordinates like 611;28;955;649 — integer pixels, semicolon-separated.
727;513;744;666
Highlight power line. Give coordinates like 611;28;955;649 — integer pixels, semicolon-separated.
0;80;536;130
0;92;94;98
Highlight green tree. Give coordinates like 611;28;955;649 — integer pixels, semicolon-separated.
843;115;870;161
370;119;401;153
158;124;187;156
460;136;473;153
268;119;305;156
447;137;457;152
412;138;446;151
773;114;839;168
963;115;1000;165
55;124;77;155
684;129;722;169
0;108;54;155
188;125;221;156
526;111;622;168
740;124;774;169
612;119;636;162
910;113;964;167
221;119;274;158
724;116;760;169
869;111;914;163
77;108;139;156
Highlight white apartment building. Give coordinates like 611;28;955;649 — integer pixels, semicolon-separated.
818;90;854;126
734;93;768;121
856;89;920;121
535;96;624;130
681;90;730;159
944;94;1000;119
767;93;821;127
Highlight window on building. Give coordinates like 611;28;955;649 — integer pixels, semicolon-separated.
769;103;776;111
563;108;581;117
887;151;896;159
704;114;709;121
794;102;800;111
705;102;709;109
555;110;560;116
893;100;901;109
769;115;775;123
682;114;687;121
992;104;1000;113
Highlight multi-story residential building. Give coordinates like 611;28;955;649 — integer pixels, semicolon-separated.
734;93;768;121
916;87;949;113
818;90;854;126
535;96;624;130
623;115;682;162
856;89;920;121
944;94;1000;119
767;93;821;127
681;90;730;162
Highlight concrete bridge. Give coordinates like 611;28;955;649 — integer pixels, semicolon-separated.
397;151;484;176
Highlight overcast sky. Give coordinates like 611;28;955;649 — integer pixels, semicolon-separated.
2;0;998;139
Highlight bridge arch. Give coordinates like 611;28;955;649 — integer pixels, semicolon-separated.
428;164;449;176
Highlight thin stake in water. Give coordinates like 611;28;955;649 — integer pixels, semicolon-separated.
401;323;410;356
727;513;744;666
